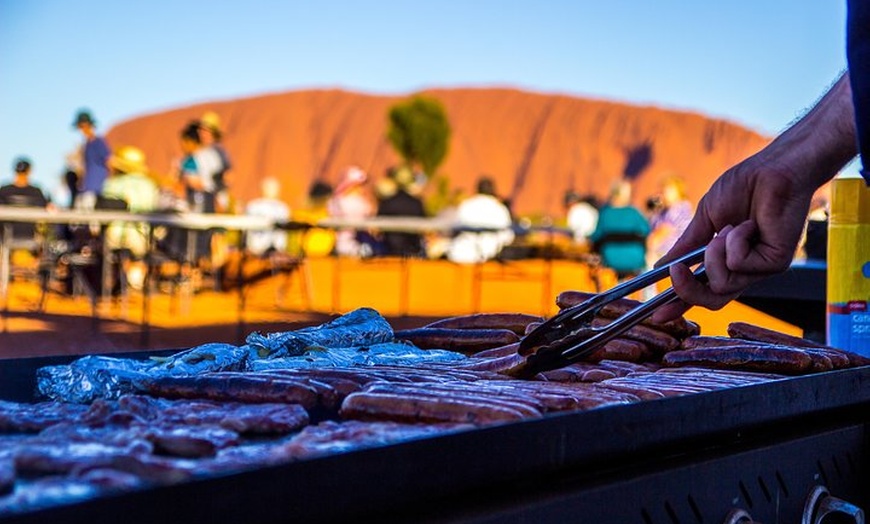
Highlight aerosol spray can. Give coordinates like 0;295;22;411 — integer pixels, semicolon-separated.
828;174;870;353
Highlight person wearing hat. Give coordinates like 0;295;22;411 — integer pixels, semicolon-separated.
198;111;232;212
72;109;111;210
102;146;158;257
103;146;158;214
0;157;49;242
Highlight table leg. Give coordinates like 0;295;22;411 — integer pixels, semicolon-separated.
100;225;112;318
141;227;155;348
237;231;246;344
1;224;10;332
183;229;196;315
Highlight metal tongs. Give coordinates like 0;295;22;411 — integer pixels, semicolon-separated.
514;246;707;377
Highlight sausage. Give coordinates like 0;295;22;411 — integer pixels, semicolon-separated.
470;342;521;359
481;381;639;410
681;336;747;349
457;353;527;374
394;328;520;353
556;291;699;338
662;345;814;374
590;318;679;353
539;363;618;383
727;322;827;348
134;375;320;409
424;313;545;336
589;338;650;363
556;290;696;338
339;388;541;424
727;322;864;367
683;336;837;371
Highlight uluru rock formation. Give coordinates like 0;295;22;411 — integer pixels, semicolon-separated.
106;88;769;217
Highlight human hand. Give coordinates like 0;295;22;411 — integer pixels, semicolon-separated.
652;154;815;321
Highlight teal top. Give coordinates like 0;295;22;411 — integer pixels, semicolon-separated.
589;205;650;274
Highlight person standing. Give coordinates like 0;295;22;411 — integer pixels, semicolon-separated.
178;122;222;214
198;111;232;212
647;176;693;264
72;109;110;210
589;180;650;279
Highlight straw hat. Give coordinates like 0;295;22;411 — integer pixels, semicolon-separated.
109;146;148;174
199;111;222;133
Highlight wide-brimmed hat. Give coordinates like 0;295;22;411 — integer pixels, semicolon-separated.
72;109;96;128
108;146;148;174
199;111;222;133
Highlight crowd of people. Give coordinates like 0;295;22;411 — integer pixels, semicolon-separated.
3;107;784;286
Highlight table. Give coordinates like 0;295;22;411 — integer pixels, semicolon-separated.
0;207;275;343
299;217;500;314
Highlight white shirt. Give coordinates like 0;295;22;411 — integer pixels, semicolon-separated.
246;197;290;255
192;147;224;193
566;202;598;242
448;194;515;264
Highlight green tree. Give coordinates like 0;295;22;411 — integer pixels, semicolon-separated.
387;96;451;175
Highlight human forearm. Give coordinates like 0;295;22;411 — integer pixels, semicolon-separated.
772;73;858;189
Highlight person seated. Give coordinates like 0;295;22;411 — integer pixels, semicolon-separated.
376;166;426;257
447;176;514;264
589;180;650;279
102;145;159;258
0;157;49;246
245;177;290;256
564;191;599;249
292;181;335;257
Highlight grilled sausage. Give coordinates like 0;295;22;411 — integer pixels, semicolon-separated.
556;291;699;338
470;342;521;359
394;328;520;353
727;322;825;348
727;322;866;366
424;313;545;336
590;318;679;353
662;345;814;374
134;375;320;409
457;353;527;374
589;338;650;363
682;336;838;371
340;387;541;424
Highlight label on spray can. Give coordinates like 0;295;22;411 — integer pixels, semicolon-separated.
828;177;870;353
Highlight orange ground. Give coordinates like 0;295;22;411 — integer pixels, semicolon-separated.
0;257;799;359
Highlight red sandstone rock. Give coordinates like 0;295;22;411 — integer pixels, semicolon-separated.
106;88;769;217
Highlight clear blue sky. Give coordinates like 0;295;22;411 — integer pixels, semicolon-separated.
0;0;851;190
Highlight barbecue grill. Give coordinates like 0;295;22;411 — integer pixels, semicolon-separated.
0;351;867;523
